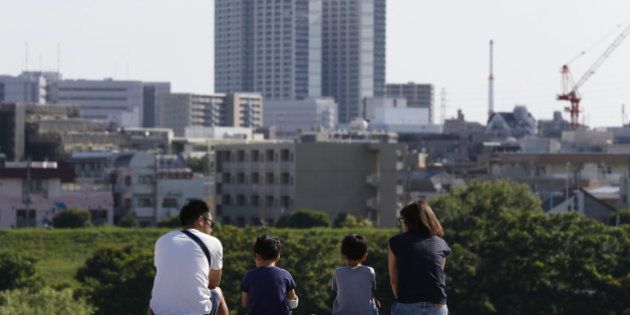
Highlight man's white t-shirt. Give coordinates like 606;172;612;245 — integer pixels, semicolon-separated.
150;229;223;315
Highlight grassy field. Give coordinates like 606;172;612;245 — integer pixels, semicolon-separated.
0;227;168;286
0;226;396;287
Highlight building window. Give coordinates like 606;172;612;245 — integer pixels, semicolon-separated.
266;172;275;184
266;149;275;161
222;173;232;184
281;149;290;161
222;151;232;162
220;215;230;225
124;176;132;186
250;217;262;226
251;150;260;162
16;209;36;227
251;172;260;184
236;194;246;206
237;172;246;184
222;195;232;206
266;195;274;207
138;175;153;184
251;195;260;207
281;172;290;185
281;196;290;208
237;150;245;162
162;197;178;208
236;216;246;227
136;196;154;207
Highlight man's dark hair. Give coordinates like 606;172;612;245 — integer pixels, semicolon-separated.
179;199;210;226
253;234;281;260
341;233;368;260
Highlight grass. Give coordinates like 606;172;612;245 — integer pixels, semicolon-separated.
0;227;168;286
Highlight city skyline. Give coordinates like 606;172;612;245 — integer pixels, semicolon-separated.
2;0;630;127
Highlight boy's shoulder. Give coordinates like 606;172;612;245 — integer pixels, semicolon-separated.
246;266;293;277
334;265;375;276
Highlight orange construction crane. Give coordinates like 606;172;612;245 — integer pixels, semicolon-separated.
558;22;630;128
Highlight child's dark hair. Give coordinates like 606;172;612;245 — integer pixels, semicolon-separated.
253;234;281;260
341;233;368;260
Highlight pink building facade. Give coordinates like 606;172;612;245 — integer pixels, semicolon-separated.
0;162;113;228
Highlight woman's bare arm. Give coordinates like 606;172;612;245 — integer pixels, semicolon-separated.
387;245;399;299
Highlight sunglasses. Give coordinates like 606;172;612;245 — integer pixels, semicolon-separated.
202;217;215;228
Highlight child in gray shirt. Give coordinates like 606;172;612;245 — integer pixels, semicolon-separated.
331;233;379;315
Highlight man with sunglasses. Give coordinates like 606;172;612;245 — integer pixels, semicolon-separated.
148;199;228;315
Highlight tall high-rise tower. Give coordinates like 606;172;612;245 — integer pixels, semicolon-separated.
214;0;254;93
322;0;386;123
214;0;321;100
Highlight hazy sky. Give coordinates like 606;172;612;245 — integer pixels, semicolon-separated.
2;0;630;127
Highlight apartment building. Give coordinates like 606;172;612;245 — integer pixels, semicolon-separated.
214;140;405;227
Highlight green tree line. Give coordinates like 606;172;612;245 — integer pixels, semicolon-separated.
1;180;628;314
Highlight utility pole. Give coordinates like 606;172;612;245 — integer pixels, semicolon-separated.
488;40;495;117
25;158;31;223
153;154;159;226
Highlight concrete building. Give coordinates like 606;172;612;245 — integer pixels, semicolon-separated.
386;83;434;123
0;72;47;104
359;97;440;134
0;161;113;228
142;83;171;128
0;103;26;161
546;187;617;222
214;140;405;227
560;129;612;152
50;79;143;127
214;0;254;93
483;153;630;209
360;97;406;121
486;105;537;139
159;93;263;136
263;98;337;137
110;152;212;225
0;72;170;128
322;0;386;123
538;111;570;138
47;78;170;128
215;0;322;101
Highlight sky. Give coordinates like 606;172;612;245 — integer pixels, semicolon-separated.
2;0;630;127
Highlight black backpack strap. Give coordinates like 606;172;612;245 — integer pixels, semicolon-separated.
181;229;212;270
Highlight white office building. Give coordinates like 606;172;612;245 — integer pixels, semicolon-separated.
263;98;337;137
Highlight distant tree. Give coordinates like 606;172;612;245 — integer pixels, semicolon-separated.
0;288;94;315
52;209;92;228
276;209;330;228
0;251;42;291
157;216;180;228
76;245;154;315
117;213;138;228
333;213;373;228
186;157;208;174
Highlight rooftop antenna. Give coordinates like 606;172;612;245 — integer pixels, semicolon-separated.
488;39;495;117
24;42;29;72
440;88;447;123
57;43;61;74
622;104;627;125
